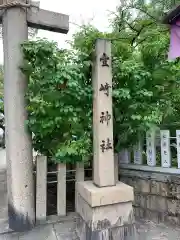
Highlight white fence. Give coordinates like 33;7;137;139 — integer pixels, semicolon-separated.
35;157;85;222
119;129;180;174
34;154;119;222
35;129;180;222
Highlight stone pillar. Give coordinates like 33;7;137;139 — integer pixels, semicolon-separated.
76;39;136;240
36;155;47;223
57;163;66;216
114;153;119;183
93;39;115;187
2;5;35;231
75;162;84;211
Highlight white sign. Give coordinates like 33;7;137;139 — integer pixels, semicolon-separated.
146;129;156;166
176;130;180;169
134;140;143;165
160;130;171;168
119;149;130;164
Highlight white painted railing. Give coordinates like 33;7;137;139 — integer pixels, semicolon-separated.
35;154;118;222
35;129;180;222
35;156;86;222
119;129;180;173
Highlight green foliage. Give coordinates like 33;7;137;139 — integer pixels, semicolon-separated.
21;40;92;163
20;0;180;163
110;0;180;148
70;5;180;150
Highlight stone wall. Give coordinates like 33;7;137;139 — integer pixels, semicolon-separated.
120;169;180;226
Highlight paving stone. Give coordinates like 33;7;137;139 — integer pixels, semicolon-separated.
0;232;19;240
137;220;180;240
0;208;8;223
1;217;180;240
53;221;77;240
53;221;76;234
144;209;159;223
0;220;10;234
56;232;78;240
18;225;56;240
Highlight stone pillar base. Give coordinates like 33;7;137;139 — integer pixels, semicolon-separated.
76;181;137;240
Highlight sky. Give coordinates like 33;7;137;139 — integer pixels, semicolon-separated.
0;0;119;63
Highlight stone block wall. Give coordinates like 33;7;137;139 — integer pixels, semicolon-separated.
120;169;180;226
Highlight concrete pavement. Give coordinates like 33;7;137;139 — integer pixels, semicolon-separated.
1;217;180;239
0;217;78;240
137;220;180;240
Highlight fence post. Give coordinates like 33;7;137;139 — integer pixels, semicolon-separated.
160;130;171;168
119;149;131;164
76;162;84;182
36;155;47;222
176;130;180;168
133;138;143;165
57;163;66;216
75;162;84;211
146;129;156;166
114;153;119;183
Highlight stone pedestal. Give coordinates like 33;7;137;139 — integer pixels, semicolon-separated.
75;39;137;240
76;181;137;240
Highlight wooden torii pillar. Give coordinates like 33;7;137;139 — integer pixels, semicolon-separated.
0;0;69;232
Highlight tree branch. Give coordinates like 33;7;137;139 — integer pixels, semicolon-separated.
131;22;155;46
128;5;159;22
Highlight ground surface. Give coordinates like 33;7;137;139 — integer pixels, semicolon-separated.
0;218;78;240
137;220;180;240
0;216;180;240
